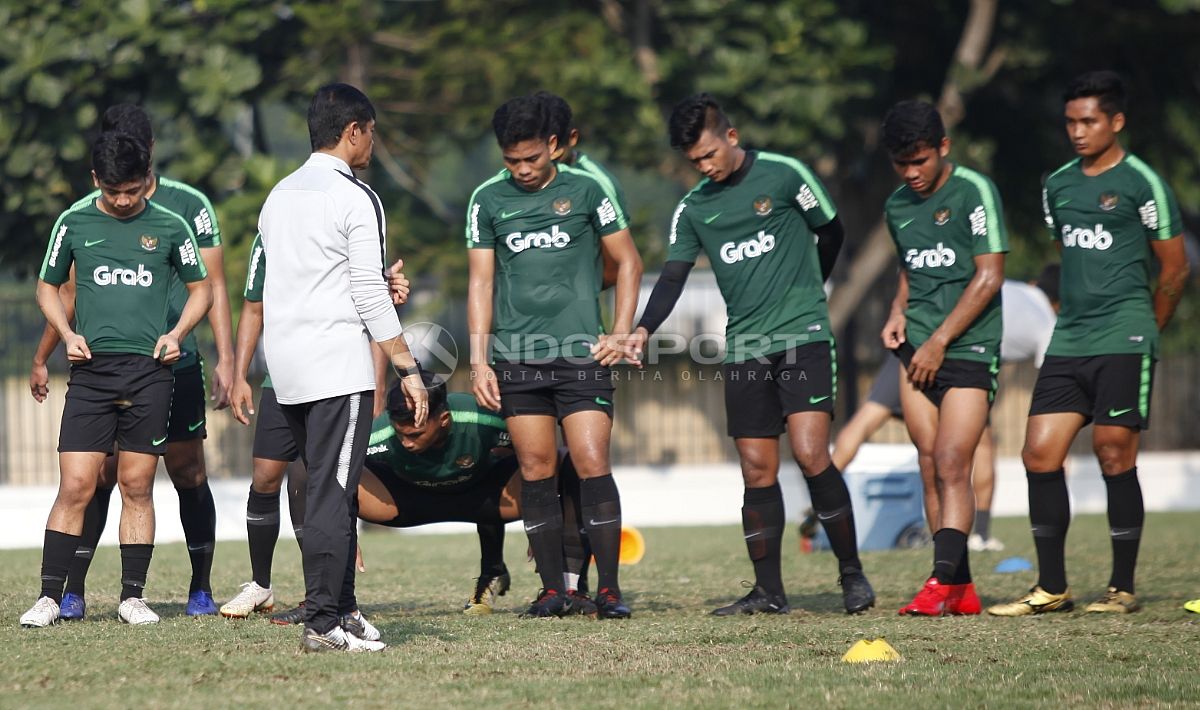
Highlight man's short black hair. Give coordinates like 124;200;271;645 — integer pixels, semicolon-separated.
881;100;946;157
307;83;376;151
668;93;732;150
92;131;151;185
386;370;448;424
1036;263;1061;304
492;95;552;149
1063;71;1126;118
101;104;153;149
534;91;573;149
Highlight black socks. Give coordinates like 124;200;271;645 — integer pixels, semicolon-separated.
1104;467;1143;593
1028;469;1070;594
40;530;81;604
65;486;114;597
581;474;622;594
804;464;863;574
176;482;216;594
119;544;154;601
742;483;785;596
246;486;281;588
521;477;565;593
932;528;969;584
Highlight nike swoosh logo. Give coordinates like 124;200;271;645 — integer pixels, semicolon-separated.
1055;198;1072;208
188;419;205;432
809;395;830;404
588;518;620;526
499;209;524;219
594;397;611;406
898;218;915;230
84;239;106;247
246;516;265;522
744;532;763;540
817;512;838;521
152;436;167;446
1107;407;1134;418
524;521;547;532
703;213;721;224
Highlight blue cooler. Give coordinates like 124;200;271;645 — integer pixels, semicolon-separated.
808;444;928;551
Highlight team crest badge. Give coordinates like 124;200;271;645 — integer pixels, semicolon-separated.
455;455;475;469
1099;193;1119;211
140;235;159;251
753;195;773;216
933;208;951;226
553;197;572;216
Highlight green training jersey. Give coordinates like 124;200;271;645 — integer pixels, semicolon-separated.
365;393;512;490
243;232;272;389
885;165;1009;363
466;165;627;360
573;152;628;287
39;198;208;357
1041;154;1182;357
666;151;836;363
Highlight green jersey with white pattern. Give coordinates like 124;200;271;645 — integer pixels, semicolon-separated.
243;232;272;389
885;165;1009;363
666;151;836;363
1042;154;1182;357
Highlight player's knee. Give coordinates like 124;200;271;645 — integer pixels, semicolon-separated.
790;442;829;475
166;458;207;488
55;479;97;510
518;458;556;480
119;476;155;503
933;447;972;481
1093;441;1134;475
251;465;286;494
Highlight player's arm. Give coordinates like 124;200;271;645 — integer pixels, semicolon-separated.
881;268;908;349
157;230;213;364
30;265;78;401
230;298;262;425
200;244;235;409
468;248;500;411
813;216;845;281
36;279;90;362
371;340;388;418
592;228;643;367
1151;235;1189;331
908;253;1004;388
630;260;695;358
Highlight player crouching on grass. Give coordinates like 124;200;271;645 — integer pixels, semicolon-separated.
21;131;212;628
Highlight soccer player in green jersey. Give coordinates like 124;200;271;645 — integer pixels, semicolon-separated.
630;94;875;616
20;132;212;628
880;100;1007;616
467;95;643;618
29;104;234;617
989;72;1188;617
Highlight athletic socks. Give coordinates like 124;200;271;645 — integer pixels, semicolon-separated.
476;523;507;578
742;483;785;596
176;482;217;594
521;477;565;593
804;464;863;574
119;544;154;601
1028;468;1070;594
246;486;281;589
931;528;968;584
1104;467;1143;594
581;474;622;594
951;541;972;584
974;509;992;541
65;485;114;597
40;530;81;604
559;468;592;592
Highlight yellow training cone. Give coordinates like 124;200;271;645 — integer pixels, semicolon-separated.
841;639;902;663
618;526;645;565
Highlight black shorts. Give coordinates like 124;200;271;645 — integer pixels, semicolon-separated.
894;342;997;408
723;342;836;438
166;364;207;442
492;358;614;420
1030;354;1155;430
866;359;903;417
254;387;300;462
59;354;174;455
365;455;520;527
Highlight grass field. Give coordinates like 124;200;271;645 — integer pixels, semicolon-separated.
2;513;1199;708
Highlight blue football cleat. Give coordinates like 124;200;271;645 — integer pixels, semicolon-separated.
186;590;218;616
59;592;86;620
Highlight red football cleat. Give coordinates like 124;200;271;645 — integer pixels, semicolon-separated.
899;576;951;616
945;582;982;615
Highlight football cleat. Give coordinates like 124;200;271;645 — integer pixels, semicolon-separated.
59;592;86;621
19;596;60;628
986;586;1074;616
899;577;951;616
945;582;982;615
186;590;218;616
1085;587;1140;614
839;569;876;614
340;609;381;642
271;602;306;625
967;533;1006;552
566;590;598;618
118;597;160;625
711;583;789;617
595;588;631;619
520;588;571;618
463;573;511;616
220;582;275;618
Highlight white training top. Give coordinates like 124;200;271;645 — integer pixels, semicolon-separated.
258;152;402;405
999;280;1057;367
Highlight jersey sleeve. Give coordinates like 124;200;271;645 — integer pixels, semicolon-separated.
1042;182;1060;239
168;218;209;283
39;212;76;285
963;173;1009;256
1134;167;1183;240
466;185;498;249
763;154;837;229
183;189;221;248
665;199;701;263
244;233;266;302
586;178;628;237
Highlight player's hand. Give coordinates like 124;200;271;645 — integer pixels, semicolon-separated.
355;543;366;573
388;259;410;305
64;333;92;362
210;359;234;410
471;363;501;412
908;340;945;390
230;378;255;426
154;334;182;364
30;361;49;402
373;384;386;418
401;371;429;427
881;312;906;350
591;331;644;368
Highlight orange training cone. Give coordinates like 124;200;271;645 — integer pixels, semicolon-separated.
618;526;645;565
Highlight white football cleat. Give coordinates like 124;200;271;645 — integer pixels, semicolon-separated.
220;582;275;618
118;597;161;625
19;596;60;628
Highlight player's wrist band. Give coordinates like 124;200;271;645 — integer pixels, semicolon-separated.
400;362;421;378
